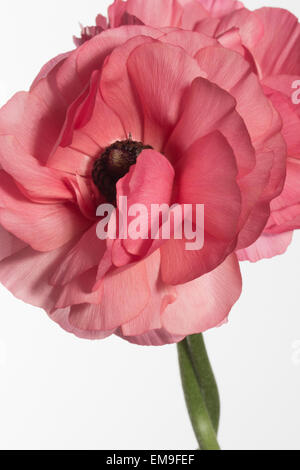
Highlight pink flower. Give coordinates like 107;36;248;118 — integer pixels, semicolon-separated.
0;24;285;344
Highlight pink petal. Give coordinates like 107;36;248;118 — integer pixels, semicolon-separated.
215;8;263;50
100;35;155;142
50;308;115;340
0;135;74;203
237;231;293;262
176;131;241;240
0;224;26;262
51;224;107;286
117;328;184;346
76;25;163;85
264;85;300;158
271;159;300;212
0;240;76;310
180;1;208;29
165;76;255;176
160;131;241;286
127;41;202;151
161;254;242;336
121;251;177;336
68;261;151;331
195;45;281;150
116;149;175;258
125;0;183;28
0;92;62;164
252;8;300;78
160;29;217;56
47;146;93;177
0;172;89;252
31;52;71;89
108;0;128;27
199;0;243;17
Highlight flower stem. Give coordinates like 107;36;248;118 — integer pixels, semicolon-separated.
177;335;221;450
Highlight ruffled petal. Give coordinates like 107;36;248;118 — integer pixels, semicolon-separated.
161;254;242;336
0;135;74;203
116;149;175;258
236;231;293;262
100;35;155;142
125;0;183;28
127;41;203;150
160;29;217;56
252;8;300;78
68;260;151;331
51;224;107;285
0;92;62;164
0;172;89;252
0;240;77;310
165;76;255;175
161;129;242;285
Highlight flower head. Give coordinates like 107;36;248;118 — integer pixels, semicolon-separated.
0;8;286;344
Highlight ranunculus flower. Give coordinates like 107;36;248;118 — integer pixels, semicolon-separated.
0;23;285;344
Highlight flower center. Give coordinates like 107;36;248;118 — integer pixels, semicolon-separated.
92;139;152;204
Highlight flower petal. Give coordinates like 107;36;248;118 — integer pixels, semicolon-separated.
127;41;203;151
236;231;293;262
0;172;89;252
161;254;242;336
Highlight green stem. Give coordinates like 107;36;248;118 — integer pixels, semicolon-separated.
177;336;220;450
187;334;220;433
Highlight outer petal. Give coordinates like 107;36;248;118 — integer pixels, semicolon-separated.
76;25;163;85
0;135;74;203
0;92;62;164
0;224;26;262
262;159;300;234
31;52;71;89
120;250;176;336
195;46;281;150
263;83;300;158
117;328;184;346
68;261;151;331
51;224;107;286
236;231;293;262
0;172;88;252
198;0;243;17
50;308;115;341
161;254;242;336
252;8;300;78
0;240;77;311
125;0;183;28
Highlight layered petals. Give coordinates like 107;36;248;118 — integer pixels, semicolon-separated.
0;9;289;344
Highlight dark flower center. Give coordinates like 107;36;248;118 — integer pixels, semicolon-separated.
92;139;153;204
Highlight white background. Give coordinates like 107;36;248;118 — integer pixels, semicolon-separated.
0;0;300;451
